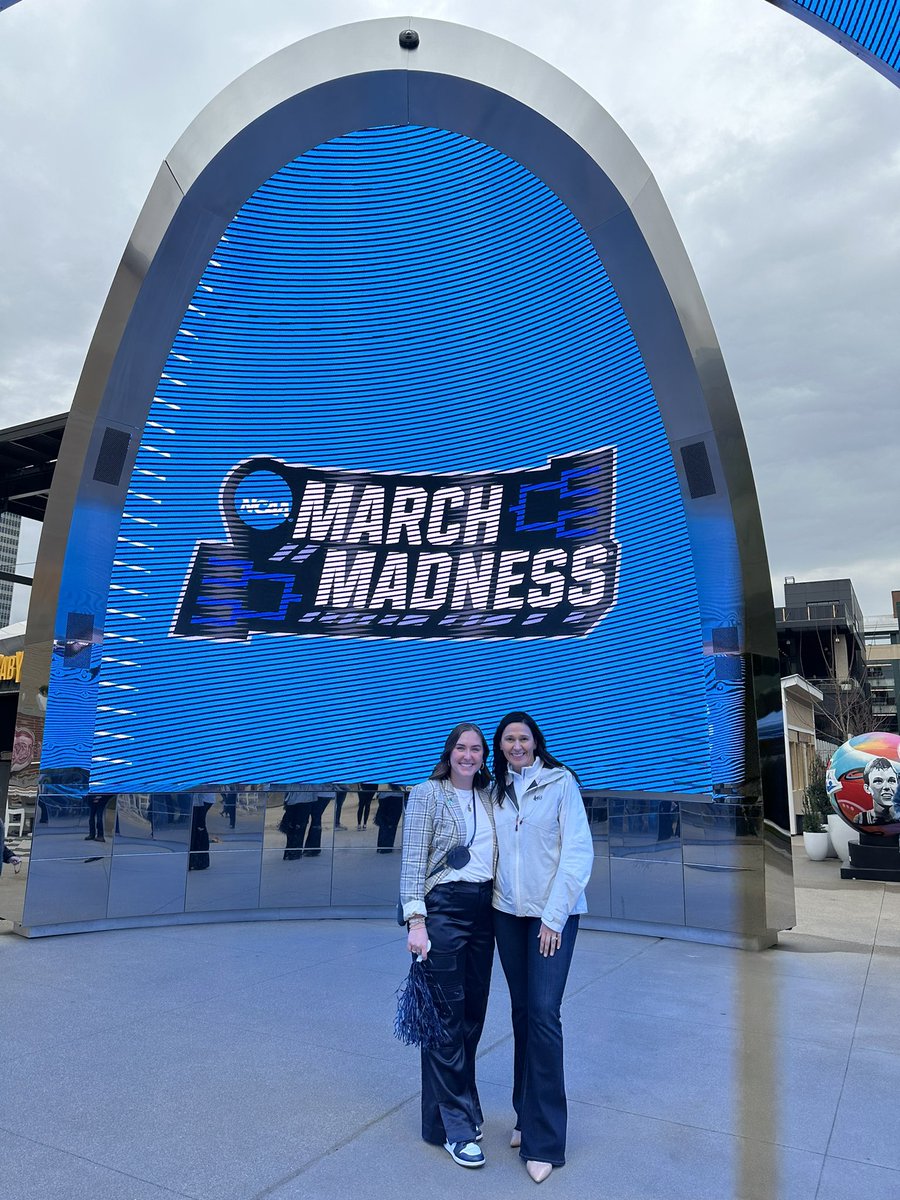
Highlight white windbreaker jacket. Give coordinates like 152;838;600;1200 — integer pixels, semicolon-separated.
492;761;594;933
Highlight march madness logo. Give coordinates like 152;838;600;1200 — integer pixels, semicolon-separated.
173;449;619;640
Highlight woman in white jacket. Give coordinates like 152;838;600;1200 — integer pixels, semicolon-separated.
491;711;594;1184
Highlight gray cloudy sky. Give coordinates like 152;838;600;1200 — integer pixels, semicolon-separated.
2;0;899;622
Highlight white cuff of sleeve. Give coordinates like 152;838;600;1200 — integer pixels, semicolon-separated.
402;899;428;923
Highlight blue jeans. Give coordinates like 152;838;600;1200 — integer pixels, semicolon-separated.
493;909;579;1166
420;881;494;1145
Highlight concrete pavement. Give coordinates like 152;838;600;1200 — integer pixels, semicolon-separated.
0;843;898;1200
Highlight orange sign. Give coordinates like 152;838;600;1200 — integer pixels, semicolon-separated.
0;651;23;683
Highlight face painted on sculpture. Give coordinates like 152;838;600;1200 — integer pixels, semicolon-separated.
865;764;898;815
501;722;536;772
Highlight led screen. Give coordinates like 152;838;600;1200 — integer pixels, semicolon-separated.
786;0;900;74
43;124;722;792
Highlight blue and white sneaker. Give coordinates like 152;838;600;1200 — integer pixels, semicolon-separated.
475;1126;483;1142
444;1140;485;1168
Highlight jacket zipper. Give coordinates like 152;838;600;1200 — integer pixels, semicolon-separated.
514;791;522;913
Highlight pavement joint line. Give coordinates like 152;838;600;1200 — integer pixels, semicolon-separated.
554;999;861;1052
565;1092;809;1145
244;1091;420;1199
843;1039;900;1061
475;1028;514;1058
545;937;667;1006
563;1095;837;1158
570;934;665;969
811;1146;900;1175
21;935;413;1024
559;957;664;1003
0;1120;202;1198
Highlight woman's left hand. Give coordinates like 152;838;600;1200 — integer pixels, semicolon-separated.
408;923;430;960
538;922;562;957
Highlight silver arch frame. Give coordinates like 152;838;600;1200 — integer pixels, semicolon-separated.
765;0;900;88
16;16;794;938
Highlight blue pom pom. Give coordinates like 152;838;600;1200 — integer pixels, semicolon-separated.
394;959;451;1049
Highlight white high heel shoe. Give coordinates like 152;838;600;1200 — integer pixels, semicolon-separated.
526;1161;553;1183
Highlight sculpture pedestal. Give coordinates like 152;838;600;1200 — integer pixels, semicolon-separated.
841;830;900;882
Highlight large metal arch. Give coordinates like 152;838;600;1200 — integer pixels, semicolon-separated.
766;0;900;86
16;16;792;936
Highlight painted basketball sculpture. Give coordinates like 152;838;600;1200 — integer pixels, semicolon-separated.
826;733;900;835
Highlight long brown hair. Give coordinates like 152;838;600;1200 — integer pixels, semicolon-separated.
430;722;492;790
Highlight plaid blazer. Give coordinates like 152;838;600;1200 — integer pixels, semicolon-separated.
399;777;496;923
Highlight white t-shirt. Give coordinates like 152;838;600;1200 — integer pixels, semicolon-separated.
443;788;494;883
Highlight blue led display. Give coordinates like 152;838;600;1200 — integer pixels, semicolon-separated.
780;0;900;76
42;124;721;792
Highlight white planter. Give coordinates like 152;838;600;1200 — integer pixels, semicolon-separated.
802;831;831;861
827;814;859;866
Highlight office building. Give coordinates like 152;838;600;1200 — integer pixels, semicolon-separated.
864;590;900;735
0;511;21;627
776;578;871;746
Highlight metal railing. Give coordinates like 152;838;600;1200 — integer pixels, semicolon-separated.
775;603;859;630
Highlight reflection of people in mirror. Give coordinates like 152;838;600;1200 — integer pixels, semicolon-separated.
400;723;496;1169
333;785;350;830
582;792;607;831
189;792;216;870
2;844;22;873
854;758;899;825
281;786;333;859
85;793;113;842
221;792;237;829
657;799;679;841
374;785;404;852
148;793;177;835
304;790;333;856
356;783;377;830
281;788;312;860
1;821;22;874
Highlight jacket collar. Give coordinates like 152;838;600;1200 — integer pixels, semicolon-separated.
508;759;567;794
501;761;564;811
529;764;567;787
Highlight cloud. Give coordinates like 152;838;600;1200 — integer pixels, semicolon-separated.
0;0;898;615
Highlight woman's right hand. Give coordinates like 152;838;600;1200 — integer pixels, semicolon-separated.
407;922;429;959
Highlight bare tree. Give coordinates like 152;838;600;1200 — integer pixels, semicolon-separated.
811;625;883;742
814;675;883;743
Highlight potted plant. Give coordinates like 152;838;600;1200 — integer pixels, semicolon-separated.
801;760;831;861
